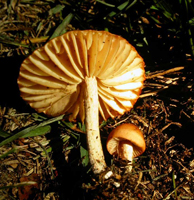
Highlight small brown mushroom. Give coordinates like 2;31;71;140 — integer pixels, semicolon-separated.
17;30;145;174
106;123;146;172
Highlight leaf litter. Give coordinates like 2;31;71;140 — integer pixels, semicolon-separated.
0;0;194;199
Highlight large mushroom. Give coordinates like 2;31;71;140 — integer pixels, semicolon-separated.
17;30;145;174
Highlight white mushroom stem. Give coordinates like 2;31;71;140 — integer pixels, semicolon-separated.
119;141;133;172
84;76;107;174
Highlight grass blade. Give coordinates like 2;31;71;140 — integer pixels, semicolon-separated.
49;4;65;15
36;114;64;127
117;1;129;11
0;34;29;48
80;146;89;167
33;138;55;179
126;0;138;10
172;171;177;198
0;147;18;159
0;125;38;147
50;13;74;39
21;125;51;138
95;0;115;7
0;115;64;147
0;128;11;138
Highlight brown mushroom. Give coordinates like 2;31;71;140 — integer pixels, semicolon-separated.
106;123;146;172
17;30;145;174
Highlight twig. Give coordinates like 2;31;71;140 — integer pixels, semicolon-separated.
0;181;37;190
173;160;194;179
146;66;184;79
180;110;194;122
111;115;131;127
133;115;149;127
163;183;183;200
146;121;181;140
140;86;169;98
160;122;182;132
141;66;185;98
135;171;143;190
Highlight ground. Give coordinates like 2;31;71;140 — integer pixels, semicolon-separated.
0;1;194;200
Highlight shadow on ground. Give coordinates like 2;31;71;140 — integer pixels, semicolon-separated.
0;56;33;113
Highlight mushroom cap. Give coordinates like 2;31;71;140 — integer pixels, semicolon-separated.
17;30;145;122
106;123;146;158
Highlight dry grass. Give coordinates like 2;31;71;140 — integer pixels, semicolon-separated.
0;0;194;199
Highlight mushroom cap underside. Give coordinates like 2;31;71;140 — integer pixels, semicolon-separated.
17;30;145;122
106;123;146;158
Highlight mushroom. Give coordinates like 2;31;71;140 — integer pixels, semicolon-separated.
17;30;145;174
106;123;146;172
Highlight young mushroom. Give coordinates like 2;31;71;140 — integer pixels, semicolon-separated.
17;30;145;174
106;123;146;172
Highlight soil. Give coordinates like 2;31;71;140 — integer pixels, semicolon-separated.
0;1;193;199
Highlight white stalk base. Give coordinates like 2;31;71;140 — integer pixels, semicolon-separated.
119;142;133;172
84;76;106;174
